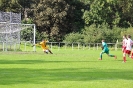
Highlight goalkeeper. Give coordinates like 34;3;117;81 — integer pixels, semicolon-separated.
33;39;53;54
99;40;117;60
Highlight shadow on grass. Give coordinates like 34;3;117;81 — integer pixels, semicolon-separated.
0;60;45;64
0;60;101;64
0;68;133;85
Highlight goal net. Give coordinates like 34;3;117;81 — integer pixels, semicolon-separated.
0;11;36;51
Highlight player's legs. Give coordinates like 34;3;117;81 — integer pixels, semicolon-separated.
122;47;126;53
45;50;49;54
43;48;53;54
48;49;53;54
123;50;131;62
99;51;105;60
129;49;133;59
43;49;48;54
45;47;53;54
123;52;126;62
44;47;49;54
127;52;131;57
130;51;133;59
122;47;126;62
127;50;131;57
106;50;117;59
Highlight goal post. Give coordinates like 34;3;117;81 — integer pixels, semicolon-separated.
20;24;36;52
0;22;36;51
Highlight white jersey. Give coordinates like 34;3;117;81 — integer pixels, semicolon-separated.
126;38;133;50
122;38;127;47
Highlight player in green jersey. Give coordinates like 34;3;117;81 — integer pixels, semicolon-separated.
99;40;117;60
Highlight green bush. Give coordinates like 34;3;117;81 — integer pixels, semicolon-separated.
63;33;84;44
63;24;131;44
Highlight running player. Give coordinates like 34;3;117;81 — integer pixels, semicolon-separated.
123;34;133;62
99;40;117;60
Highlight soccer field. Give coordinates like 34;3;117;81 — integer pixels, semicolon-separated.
0;50;133;88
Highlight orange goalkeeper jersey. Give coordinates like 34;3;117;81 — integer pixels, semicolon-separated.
35;40;48;50
39;40;48;50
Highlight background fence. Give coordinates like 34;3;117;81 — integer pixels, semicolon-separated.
0;41;122;52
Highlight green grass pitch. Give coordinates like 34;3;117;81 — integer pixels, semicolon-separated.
0;49;133;88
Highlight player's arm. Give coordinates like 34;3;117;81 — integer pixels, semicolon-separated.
101;46;104;50
32;43;41;47
131;40;133;45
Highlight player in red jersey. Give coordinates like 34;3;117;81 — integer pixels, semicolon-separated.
123;34;133;63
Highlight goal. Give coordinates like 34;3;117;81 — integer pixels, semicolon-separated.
0;11;36;51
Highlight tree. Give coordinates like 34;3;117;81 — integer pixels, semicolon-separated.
18;0;34;19
83;0;119;28
33;0;85;41
0;0;21;12
117;0;133;27
82;0;133;28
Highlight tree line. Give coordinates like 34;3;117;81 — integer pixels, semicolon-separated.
0;0;133;43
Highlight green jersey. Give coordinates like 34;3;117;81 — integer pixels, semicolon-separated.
102;42;109;51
